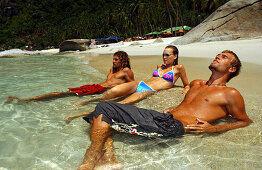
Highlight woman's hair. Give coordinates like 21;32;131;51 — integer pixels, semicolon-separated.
165;45;179;65
113;51;131;73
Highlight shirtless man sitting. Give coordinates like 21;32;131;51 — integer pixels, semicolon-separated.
7;51;134;102
77;50;252;170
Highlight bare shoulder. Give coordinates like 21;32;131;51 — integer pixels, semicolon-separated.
225;87;243;99
174;64;186;73
190;79;205;87
157;64;163;69
122;67;132;72
175;64;184;69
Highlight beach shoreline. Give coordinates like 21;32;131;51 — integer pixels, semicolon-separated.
1;37;262;170
1;37;262;65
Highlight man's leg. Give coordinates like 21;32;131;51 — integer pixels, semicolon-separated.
74;81;139;107
7;91;75;102
78;114;113;170
94;135;123;170
64;109;94;123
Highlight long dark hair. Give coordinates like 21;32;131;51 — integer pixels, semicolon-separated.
113;51;131;73
165;45;179;65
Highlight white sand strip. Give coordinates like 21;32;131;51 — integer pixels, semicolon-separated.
84;37;262;65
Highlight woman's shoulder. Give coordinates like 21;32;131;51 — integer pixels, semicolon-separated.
157;64;163;69
174;64;185;70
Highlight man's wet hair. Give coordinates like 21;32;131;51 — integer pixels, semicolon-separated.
113;51;131;72
222;50;242;82
165;45;179;65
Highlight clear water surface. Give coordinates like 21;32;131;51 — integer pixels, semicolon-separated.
0;55;261;170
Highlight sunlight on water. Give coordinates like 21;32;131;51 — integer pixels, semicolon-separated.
0;55;104;169
0;55;261;169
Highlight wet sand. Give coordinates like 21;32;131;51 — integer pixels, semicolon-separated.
88;54;262;169
1;37;261;169
89;53;262;95
1;50;261;169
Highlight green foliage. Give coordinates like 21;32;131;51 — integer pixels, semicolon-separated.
0;0;230;50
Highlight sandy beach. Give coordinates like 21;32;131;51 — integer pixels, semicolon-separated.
1;37;262;169
24;36;261;65
2;36;262;65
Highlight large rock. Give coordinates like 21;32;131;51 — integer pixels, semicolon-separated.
171;0;262;45
59;39;91;52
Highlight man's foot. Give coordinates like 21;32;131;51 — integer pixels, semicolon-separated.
77;163;93;170
64;116;74;123
6;96;20;103
94;163;123;170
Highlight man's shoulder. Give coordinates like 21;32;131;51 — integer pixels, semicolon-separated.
224;86;242;97
122;67;132;72
190;79;206;86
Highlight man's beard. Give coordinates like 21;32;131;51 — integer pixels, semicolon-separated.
113;66;120;73
208;64;214;70
208;63;219;71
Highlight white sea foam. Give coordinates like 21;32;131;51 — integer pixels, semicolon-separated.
0;49;40;56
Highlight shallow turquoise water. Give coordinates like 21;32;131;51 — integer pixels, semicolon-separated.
0;55;105;169
0;55;261;170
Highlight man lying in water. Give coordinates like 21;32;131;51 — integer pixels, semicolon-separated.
7;51;134;102
77;50;252;170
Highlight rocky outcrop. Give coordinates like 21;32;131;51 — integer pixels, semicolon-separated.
171;0;262;45
59;39;91;52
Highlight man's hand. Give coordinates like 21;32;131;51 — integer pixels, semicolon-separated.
185;118;216;133
163;108;171;114
180;86;190;94
163;106;177;114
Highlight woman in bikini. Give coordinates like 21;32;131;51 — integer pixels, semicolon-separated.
65;45;190;122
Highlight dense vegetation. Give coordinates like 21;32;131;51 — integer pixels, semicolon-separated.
0;0;229;50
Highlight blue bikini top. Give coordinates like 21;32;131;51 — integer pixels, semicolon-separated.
152;66;174;83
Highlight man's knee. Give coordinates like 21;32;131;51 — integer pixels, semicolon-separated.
92;113;110;128
96;101;110;109
102;88;119;99
90;115;112;140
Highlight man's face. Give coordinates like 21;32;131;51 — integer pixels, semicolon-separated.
209;52;235;73
113;55;121;68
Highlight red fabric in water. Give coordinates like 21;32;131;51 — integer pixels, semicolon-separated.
68;84;106;95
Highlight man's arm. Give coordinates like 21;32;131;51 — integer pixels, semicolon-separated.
185;89;252;133
163;80;200;114
178;65;190;94
105;68;113;80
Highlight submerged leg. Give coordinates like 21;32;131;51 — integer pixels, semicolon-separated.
7;91;75;102
118;91;155;104
95;136;123;170
78;114;113;170
73;98;103;108
74;81;139;107
64;109;94;123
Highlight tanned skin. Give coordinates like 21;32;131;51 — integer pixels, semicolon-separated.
77;51;252;170
7;54;134;102
73;47;189;107
65;47;189;122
